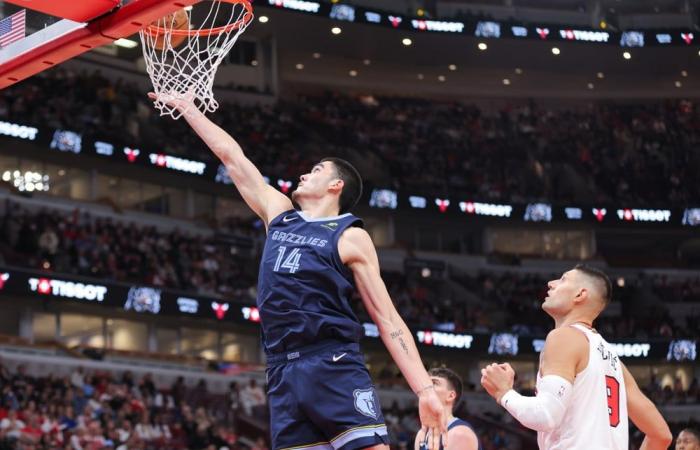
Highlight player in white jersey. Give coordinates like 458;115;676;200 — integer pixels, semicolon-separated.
480;264;672;450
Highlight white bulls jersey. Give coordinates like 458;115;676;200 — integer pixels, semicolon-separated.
537;324;628;450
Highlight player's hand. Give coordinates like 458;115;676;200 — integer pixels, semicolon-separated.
480;362;515;402
148;91;196;113
418;387;448;450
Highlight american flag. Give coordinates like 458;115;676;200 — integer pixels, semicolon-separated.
0;10;26;48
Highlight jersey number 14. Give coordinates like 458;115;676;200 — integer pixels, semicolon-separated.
273;246;302;273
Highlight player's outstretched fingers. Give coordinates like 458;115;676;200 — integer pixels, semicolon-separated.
440;424;449;449
148;91;173;107
429;427;440;450
499;362;514;372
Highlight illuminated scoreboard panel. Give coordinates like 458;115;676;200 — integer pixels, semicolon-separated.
263;1;698;47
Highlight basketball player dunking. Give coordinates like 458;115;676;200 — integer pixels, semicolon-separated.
480;265;672;450
150;94;447;450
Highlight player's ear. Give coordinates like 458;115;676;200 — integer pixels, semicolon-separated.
447;390;456;402
328;178;344;192
574;288;587;303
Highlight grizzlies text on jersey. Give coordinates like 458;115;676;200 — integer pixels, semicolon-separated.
257;209;365;354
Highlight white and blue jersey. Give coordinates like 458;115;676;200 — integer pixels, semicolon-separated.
259;209;388;450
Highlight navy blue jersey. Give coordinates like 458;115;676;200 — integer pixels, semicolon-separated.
419;417;482;450
257;209;364;354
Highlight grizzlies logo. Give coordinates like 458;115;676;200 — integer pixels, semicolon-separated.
353;388;378;420
124;287;161;314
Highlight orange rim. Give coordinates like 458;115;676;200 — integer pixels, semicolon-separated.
143;0;253;37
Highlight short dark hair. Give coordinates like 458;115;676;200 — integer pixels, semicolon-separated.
574;264;612;306
680;428;700;442
321;157;363;214
429;367;463;412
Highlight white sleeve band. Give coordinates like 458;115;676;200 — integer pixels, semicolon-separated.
499;375;573;433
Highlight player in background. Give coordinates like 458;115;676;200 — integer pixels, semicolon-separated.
150;93;447;450
480;264;672;450
415;368;481;450
676;428;700;450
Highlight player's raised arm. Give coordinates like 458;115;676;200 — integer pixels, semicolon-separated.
338;226;447;450
622;364;672;450
148;93;292;224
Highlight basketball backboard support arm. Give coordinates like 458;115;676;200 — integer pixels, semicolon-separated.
0;0;201;89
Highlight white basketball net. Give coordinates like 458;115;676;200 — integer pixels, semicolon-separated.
139;1;253;119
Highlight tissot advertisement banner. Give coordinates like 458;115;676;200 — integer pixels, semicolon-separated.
0;266;693;361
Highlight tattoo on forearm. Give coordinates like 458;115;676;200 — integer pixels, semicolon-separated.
398;337;409;354
389;329;409;355
399;338;408;355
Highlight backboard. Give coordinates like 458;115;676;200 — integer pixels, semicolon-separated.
0;0;201;89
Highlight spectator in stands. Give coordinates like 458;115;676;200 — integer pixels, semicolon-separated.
84;420;107;449
37;225;59;265
1;202;258;302
40;406;63;447
115;419;134;450
19;412;42;446
140;373;157;399
210;424;238;449
0;361;254;450
191;379;210;410
4;199;700;340
239;379;265;417
135;411;171;446
68;425;86;449
120;371;134;390
171;376;186;407
227;381;240;417
70;367;85;391
3;69;700;206
251;436;269;450
59;405;78;433
0;409;24;443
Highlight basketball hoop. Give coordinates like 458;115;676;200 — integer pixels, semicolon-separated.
139;0;254;119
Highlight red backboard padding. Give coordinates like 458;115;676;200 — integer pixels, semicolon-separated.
5;0;121;23
0;0;201;89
